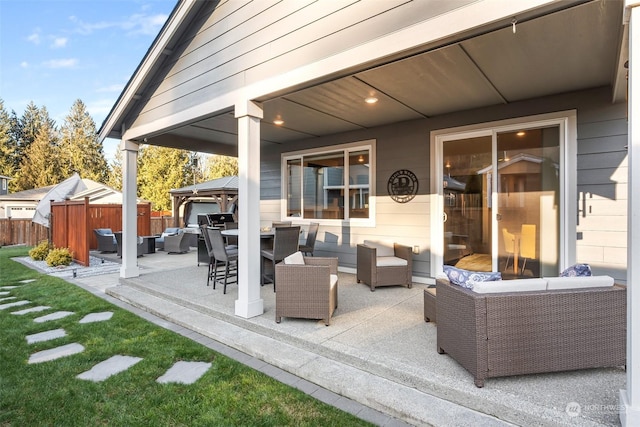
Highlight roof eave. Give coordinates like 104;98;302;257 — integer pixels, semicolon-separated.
97;0;198;143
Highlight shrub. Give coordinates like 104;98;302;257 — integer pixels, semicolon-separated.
29;240;51;261
45;247;73;267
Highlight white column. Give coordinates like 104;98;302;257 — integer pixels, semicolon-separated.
621;3;640;425
234;100;264;318
119;139;140;278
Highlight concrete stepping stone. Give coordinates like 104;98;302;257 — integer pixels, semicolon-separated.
0;300;30;310
12;306;51;315
0;286;19;290
79;312;113;323
0;291;10;296
0;296;16;302
26;328;66;344
28;343;84;364
77;355;143;382
157;361;212;384
33;311;74;323
19;279;36;283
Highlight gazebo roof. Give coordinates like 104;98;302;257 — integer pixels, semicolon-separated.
169;176;238;197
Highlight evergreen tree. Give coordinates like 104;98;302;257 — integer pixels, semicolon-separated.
15;120;61;189
137;145;191;211
0;99;17;179
205;155;238;179
12;105;58;191
107;148;123;191
59;99;108;182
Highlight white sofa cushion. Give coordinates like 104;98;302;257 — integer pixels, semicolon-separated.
545;275;614;290
376;256;408;267
363;240;395;257
472;278;547;293
284;251;305;265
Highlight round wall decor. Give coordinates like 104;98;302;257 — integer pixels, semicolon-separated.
387;169;418;203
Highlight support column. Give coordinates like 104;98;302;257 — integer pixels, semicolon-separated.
234;100;264;318
621;2;640;425
120;138;140;279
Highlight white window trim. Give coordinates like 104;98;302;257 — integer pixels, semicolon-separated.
281;139;376;227
429;110;577;278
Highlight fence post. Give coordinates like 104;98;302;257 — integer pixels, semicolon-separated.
8;216;12;245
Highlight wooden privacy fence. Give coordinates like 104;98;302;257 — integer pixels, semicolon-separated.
0;218;49;247
50;199;152;266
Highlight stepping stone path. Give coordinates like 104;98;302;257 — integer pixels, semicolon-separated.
12;306;51;315
2;285;211;385
77;355;143;382
34;311;75;323
29;343;85;364
27;328;67;344
79;312;113;323
157;361;212;384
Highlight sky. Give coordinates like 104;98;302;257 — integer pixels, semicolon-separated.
0;0;177;161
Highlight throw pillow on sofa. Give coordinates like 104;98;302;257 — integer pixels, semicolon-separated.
560;263;592;277
443;265;502;289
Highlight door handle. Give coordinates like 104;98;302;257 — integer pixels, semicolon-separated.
443;212;448;223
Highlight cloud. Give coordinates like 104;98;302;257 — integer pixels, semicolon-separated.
43;58;78;69
27;31;41;44
69;11;168;37
51;37;68;48
20;61;29;68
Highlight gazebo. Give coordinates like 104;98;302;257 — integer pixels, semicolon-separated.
169;176;238;227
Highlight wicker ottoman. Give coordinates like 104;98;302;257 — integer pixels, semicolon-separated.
424;287;436;322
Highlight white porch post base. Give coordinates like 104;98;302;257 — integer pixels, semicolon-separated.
119;138;140;279
234;100;264;319
621;391;640;426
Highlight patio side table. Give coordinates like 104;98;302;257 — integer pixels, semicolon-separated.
140;236;157;254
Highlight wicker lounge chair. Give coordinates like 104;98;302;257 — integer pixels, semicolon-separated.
164;232;191;254
356;241;412;291
436;277;626;387
94;228;117;253
114;232;144;257
275;255;338;326
155;227;180;251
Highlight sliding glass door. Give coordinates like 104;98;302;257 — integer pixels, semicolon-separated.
439;123;561;278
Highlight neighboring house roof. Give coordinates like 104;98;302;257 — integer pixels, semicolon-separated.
0;179;145;205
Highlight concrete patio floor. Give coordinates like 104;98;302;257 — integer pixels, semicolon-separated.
77;249;624;426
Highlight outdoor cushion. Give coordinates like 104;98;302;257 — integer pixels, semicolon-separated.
443;265;502;289
363;240;395;257
284;251;305;265
472;278;547;293
545;275;614;290
560;263;592;277
330;274;338;288
376;256;408;267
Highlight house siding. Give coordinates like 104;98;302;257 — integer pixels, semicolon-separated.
261;86;628;283
130;0;477;129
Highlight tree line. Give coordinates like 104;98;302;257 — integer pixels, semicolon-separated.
0;98;238;211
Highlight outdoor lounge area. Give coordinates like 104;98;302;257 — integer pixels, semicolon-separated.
87;249;625;426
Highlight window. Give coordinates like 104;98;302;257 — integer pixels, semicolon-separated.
282;141;374;223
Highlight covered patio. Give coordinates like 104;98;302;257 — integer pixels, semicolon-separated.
85;250;623;426
98;0;640;423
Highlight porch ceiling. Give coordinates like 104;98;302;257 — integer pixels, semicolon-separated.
153;0;625;154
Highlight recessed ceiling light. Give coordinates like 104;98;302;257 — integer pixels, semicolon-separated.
516;131;526;137
273;119;284;126
365;96;378;104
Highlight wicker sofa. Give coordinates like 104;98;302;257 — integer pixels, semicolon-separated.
436;277;626;387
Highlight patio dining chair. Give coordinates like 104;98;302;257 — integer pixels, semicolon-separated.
207;227;238;294
298;222;319;256
261;226;300;291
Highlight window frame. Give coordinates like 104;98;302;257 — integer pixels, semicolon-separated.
281;139;376;227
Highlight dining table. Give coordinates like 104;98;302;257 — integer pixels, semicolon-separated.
221;228;275;249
